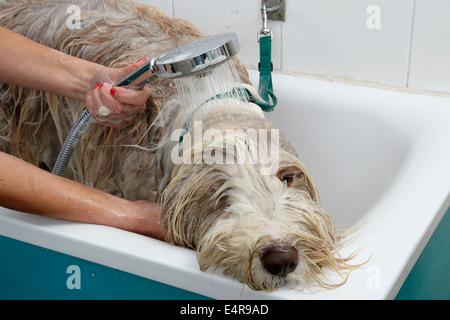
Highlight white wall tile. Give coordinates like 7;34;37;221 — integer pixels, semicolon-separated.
172;0;282;70
408;0;450;93
135;0;450;95
282;0;414;87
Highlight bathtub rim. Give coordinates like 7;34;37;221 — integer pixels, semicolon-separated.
1;71;450;299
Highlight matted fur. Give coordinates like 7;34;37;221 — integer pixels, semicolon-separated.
0;0;363;291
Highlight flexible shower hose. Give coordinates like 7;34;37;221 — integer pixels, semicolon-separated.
52;109;93;176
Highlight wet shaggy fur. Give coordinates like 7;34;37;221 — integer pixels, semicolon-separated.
0;0;362;291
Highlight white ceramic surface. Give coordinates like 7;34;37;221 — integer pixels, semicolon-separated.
281;0;414;87
1;70;449;299
139;0;450;95
408;0;450;92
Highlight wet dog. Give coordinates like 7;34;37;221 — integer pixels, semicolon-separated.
0;0;360;291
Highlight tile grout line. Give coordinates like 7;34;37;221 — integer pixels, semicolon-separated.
405;0;417;88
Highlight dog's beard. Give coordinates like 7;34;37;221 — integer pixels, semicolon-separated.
197;168;355;291
161;131;360;291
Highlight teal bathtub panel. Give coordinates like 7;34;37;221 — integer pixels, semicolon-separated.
0;235;209;300
2;205;449;299
395;206;450;300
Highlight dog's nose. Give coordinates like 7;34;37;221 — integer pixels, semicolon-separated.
260;246;298;277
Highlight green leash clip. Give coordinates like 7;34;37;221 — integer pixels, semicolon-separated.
257;35;277;112
256;4;277;112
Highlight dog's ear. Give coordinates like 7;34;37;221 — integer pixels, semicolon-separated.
160;163;231;248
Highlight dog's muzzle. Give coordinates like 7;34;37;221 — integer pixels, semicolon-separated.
260;246;298;277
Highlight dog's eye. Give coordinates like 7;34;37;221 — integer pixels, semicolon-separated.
281;174;294;185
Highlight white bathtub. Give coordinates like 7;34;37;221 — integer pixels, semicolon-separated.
1;70;449;299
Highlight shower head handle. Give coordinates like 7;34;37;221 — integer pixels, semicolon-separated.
112;33;240;89
111;59;157;89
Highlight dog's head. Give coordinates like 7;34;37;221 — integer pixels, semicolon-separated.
160;107;360;291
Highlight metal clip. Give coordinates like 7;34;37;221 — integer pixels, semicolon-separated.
257;4;275;42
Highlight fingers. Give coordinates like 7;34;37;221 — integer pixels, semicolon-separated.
87;82;147;128
85;58;152;128
96;82;124;114
110;86;150;114
120;57;148;76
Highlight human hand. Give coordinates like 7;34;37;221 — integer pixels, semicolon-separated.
85;58;151;128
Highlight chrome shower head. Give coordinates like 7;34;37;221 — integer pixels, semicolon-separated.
52;33;240;176
113;32;240;88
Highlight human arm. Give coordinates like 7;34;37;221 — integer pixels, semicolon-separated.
0;151;165;240
0;27;164;239
0;26;151;127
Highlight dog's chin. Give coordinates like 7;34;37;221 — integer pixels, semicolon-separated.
161;134;363;291
195;180;358;292
197;232;308;291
